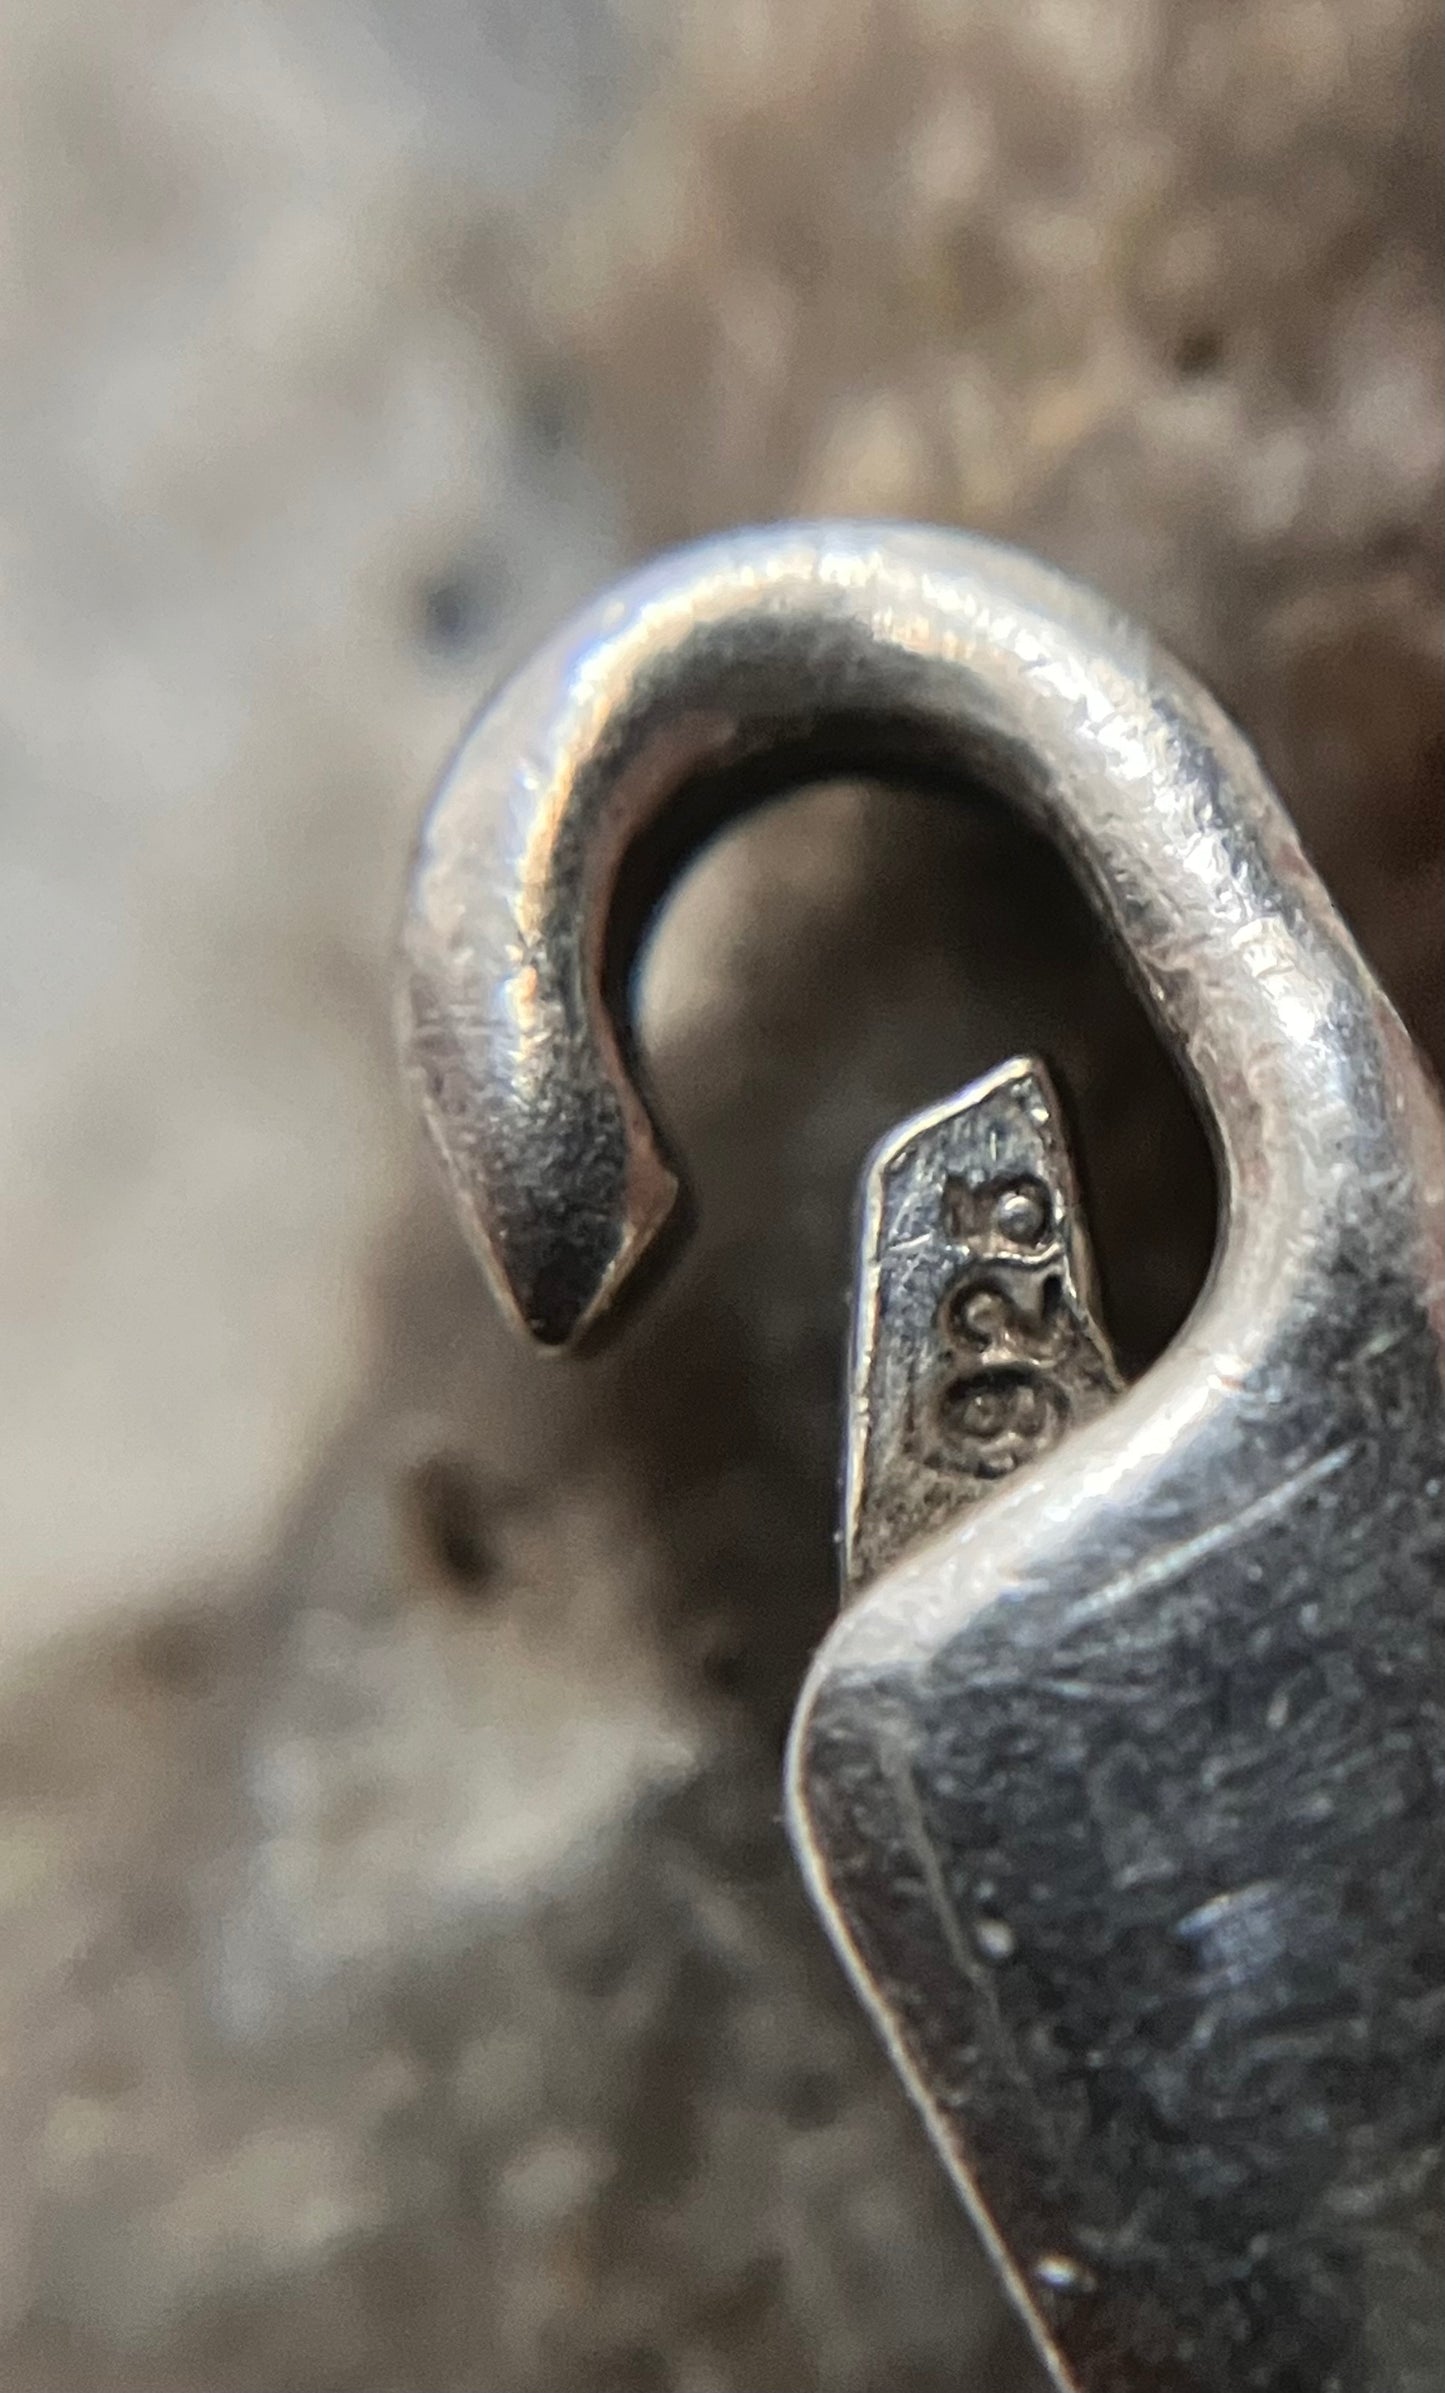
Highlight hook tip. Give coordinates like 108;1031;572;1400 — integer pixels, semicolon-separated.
403;944;685;1354
479;1147;682;1356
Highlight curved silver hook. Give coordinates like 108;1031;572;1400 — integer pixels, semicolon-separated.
401;521;1427;1355
402;525;1444;2392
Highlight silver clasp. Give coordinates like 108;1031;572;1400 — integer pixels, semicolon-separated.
401;525;1444;2393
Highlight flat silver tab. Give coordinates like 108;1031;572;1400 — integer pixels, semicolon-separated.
844;1057;1121;1593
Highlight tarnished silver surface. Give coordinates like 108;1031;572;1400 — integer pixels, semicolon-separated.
401;524;1445;2392
844;1055;1121;1594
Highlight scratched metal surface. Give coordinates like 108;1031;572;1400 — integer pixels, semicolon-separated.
799;1282;1445;2391
402;523;1445;2390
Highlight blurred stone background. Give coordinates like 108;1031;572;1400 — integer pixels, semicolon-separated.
0;1;1438;2386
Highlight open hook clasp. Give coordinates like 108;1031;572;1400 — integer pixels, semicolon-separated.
401;524;1444;2393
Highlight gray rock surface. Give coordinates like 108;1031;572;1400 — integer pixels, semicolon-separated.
0;1;1438;2386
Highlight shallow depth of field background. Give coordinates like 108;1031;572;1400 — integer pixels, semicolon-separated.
0;3;1439;2387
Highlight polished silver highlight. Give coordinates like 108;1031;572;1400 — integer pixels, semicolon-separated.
401;524;1445;2393
844;1055;1121;1593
